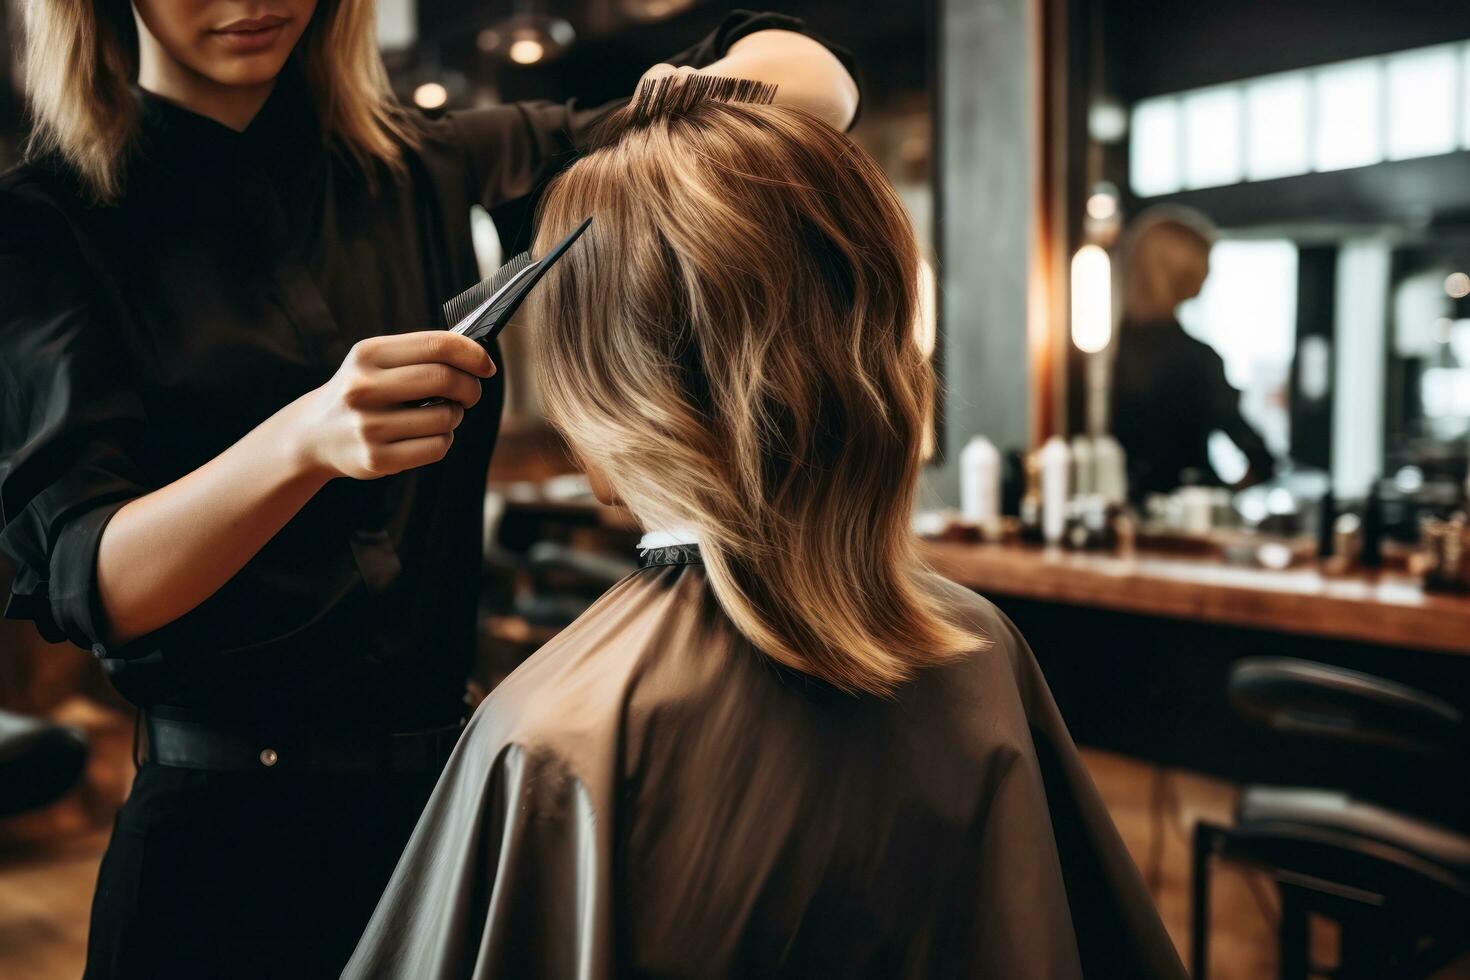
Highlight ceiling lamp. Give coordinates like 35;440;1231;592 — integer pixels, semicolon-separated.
619;0;696;21
479;9;575;67
396;45;466;113
413;82;449;110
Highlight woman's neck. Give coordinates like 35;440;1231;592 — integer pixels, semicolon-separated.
136;27;275;132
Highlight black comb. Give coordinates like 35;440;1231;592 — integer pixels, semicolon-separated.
444;252;532;334
444;216;594;347
413;218;592;408
625;74;778;127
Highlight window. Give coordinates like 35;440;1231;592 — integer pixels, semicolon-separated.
1244;72;1311;181
1177;240;1299;456
1129;41;1470;197
1130;97;1182;197
1385;46;1458;160
1183;87;1244;189
1312;59;1383;172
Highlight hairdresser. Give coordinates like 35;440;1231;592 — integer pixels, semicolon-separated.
0;2;857;976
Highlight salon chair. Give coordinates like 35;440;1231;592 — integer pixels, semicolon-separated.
513;541;638;627
1191;658;1468;979
0;709;89;817
479;540;635;674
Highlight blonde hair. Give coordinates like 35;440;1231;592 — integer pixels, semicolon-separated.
531;96;979;697
21;0;416;202
1123;206;1216;321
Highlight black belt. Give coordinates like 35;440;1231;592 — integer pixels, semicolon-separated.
143;711;464;774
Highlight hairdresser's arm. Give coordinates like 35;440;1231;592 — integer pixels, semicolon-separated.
695;29;859;131
95;333;493;645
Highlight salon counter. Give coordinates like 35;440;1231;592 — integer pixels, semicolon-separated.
923;540;1469;789
921;541;1470;657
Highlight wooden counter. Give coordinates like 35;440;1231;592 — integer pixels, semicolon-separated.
921;541;1470;657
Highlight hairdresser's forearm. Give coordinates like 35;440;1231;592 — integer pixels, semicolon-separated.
95;400;329;646
93;330;492;646
710;29;858;130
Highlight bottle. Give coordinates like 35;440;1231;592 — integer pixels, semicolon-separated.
1316;489;1336;561
1093;435;1128;505
1070;435;1095;498
1039;436;1071;545
1362;478;1383;569
1019;452;1043;542
959;436;1002;537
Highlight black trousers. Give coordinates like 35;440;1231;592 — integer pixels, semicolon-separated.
84;760;441;979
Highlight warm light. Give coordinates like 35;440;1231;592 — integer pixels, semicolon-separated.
476;29;501;52
1071;245;1112;353
620;0;695;20
413;82;448;110
508;37;546;64
1088;98;1128;143
1086;191;1118;221
1446;272;1470;298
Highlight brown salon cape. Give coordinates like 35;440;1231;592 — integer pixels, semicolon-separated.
344;546;1185;979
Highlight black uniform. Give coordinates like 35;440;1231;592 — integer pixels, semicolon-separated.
1111;317;1276;500
0;13;850;977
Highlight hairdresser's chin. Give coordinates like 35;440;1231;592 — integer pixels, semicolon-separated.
134;0;313;91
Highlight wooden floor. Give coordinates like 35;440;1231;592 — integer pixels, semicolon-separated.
0;696;134;980
0;704;1463;979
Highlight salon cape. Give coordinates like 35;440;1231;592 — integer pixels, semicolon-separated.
344;546;1185;979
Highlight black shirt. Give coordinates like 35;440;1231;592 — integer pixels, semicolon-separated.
1111;317;1276;500
0;12;851;731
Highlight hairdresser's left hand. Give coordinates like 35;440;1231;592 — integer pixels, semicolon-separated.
642;29;858;131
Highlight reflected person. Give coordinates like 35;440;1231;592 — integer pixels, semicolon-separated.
1111;209;1276;499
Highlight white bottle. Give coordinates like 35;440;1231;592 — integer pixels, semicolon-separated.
959;436;1002;535
1039;436;1071;545
1093;435;1128;506
1070;435;1095;497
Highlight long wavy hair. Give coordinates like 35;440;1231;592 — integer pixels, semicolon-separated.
530;95;980;697
21;0;415;202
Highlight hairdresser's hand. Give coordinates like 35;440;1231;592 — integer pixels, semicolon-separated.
655;29;858;130
291;332;495;480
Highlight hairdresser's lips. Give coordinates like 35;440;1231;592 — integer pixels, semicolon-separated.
210;14;290;53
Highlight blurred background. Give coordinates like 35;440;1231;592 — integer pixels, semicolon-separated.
3;1;1470;977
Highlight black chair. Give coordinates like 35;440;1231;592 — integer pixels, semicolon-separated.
1191;658;1469;979
513;541;638;627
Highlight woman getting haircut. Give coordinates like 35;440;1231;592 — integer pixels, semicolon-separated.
345;79;1185;980
0;2;856;976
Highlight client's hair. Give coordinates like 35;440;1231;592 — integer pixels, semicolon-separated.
530;83;979;696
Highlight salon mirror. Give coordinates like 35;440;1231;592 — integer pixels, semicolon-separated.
1071;0;1470;545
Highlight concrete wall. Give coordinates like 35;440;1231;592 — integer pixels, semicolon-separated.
925;0;1036;507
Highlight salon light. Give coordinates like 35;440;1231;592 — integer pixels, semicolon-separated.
1086;190;1118;221
620;0;696;21
1088;97;1128;144
479;12;575;67
413;82;448;110
508;37;546;65
1446;271;1470;299
1071;244;1112;353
